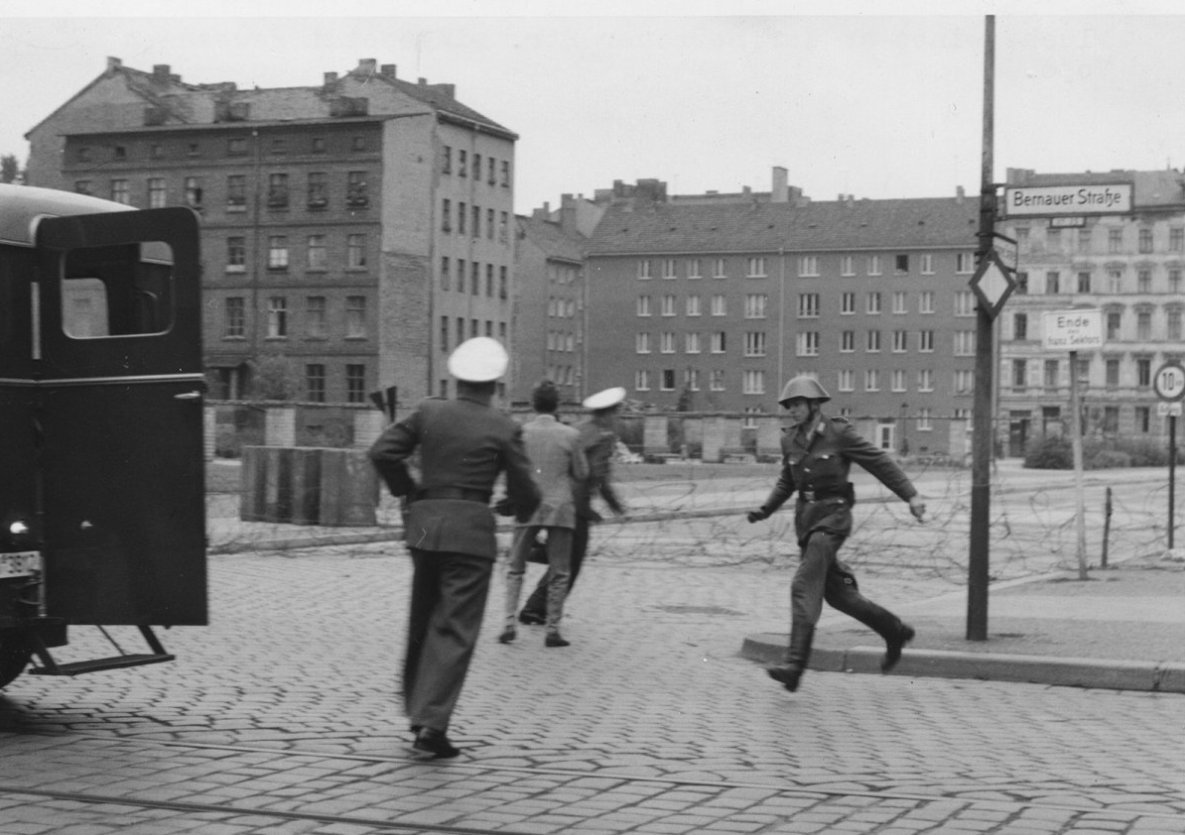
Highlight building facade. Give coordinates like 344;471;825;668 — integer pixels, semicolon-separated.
996;168;1185;456
25;57;517;414
582;171;982;455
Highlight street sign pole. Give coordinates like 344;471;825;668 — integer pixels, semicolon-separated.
1154;362;1185;554
1171;415;1177;550
967;15;995;642
1069;350;1088;580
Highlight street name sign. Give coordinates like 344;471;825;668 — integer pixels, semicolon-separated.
1041;310;1103;351
1003;183;1133;218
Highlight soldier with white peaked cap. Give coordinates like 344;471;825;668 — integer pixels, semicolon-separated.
746;375;926;693
518;386;628;625
370;336;540;758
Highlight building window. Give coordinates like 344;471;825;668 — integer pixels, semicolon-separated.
744;294;767;319
110;179;129;204
954;370;974;395
840;330;855;352
440;257;451;291
441;198;452;232
660;295;676;317
1077;228;1092;253
471;204;481;238
895;254;909;274
226;237;246;272
227;137;248;156
919;291;935;313
956;253;974;273
745;332;767;357
1108;270;1123;293
711;332;726;353
662;259;678;279
920;254;934;274
1044;359;1059;389
841;292;856;314
796;332;819;356
797;256;817;277
306;235;327;270
347;234;366;268
1139;228;1153;254
307;172;328;208
146;178;166;208
1137;311;1151;340
487;208;495;240
1138;270;1152;293
635;369;650;391
267;297;288;338
306;296;327;339
1077;271;1091;293
310;137;326;154
918;368;934;392
472;154;481;182
501;160;511;187
471;262;480;295
919;330;934;352
867;255;881;276
441;146;452;174
892;369;907;392
840;255;854;276
742;370;765;395
1045;271;1060;294
1172;228;1184;253
267;236;289;270
893;291;908;314
1169;309;1182;341
709;370;725;391
954;291;975;317
1108;228;1123;253
1014;272;1029;295
660;369;677;391
866;292;882;314
954;331;976;356
837;369;854;392
458;202;467;235
267;173;289;209
712;258;727;278
865;369;880;391
798;293;819;318
305;364;326;402
710;295;726;316
224;297;245;338
660;332;675;353
636;296;652;317
688;259;702;279
686;368;700;392
346;365;366;403
637;260;652;279
499;212;509;244
1138;357;1152;387
500;266;508;300
1106;358;1120;387
183;177;203;209
227;175;246;211
1012;359;1027;389
635;333;651;354
685;332;701;353
74;180;92;195
346;296;367;338
1106;312;1121;340
866;330;881;352
1014;312;1028;341
686;295;701;316
892;330;908;352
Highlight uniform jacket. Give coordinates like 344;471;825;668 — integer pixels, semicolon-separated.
574;420;625;518
759;411;917;547
517;414;589;529
369;394;541;559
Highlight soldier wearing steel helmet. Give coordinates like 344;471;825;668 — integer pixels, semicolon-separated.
746;375;926;693
369;337;540;758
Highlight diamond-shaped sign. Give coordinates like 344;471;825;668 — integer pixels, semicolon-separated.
969;249;1016;320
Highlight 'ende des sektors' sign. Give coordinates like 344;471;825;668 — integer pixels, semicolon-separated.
1042;310;1104;351
1003;183;1133;217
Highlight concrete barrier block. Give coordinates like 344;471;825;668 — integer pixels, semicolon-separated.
317;449;378;526
1157;662;1185;693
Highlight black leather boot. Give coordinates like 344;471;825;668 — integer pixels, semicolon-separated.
767;623;814;692
881;621;915;672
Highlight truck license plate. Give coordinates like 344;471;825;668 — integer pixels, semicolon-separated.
0;551;40;579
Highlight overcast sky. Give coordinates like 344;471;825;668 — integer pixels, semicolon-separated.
5;0;1185;214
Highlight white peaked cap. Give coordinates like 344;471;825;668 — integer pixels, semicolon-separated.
583;386;626;410
447;337;509;382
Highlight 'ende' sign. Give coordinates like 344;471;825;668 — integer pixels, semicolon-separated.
1003;183;1132;217
1042;310;1103;351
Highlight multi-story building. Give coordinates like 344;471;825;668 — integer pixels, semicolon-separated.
582;170;981;455
25;57;517;414
997;168;1185;455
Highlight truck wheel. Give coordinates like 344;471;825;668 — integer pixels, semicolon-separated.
0;632;31;688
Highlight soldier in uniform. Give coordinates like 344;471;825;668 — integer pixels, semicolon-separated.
369;337;540;758
747;376;926;693
517;386;628;625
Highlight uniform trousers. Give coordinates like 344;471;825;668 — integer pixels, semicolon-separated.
403;549;493;732
791;531;902;637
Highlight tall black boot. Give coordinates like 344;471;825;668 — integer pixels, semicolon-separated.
880;619;915;673
767;623;814;692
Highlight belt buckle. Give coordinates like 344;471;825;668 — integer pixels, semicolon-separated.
802;490;816;502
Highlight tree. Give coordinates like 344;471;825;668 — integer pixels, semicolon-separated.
250;352;301;401
0;154;21;184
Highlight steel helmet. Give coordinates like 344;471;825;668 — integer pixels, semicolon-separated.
778;375;831;406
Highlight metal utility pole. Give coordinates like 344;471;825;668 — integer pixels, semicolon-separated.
968;16;996;641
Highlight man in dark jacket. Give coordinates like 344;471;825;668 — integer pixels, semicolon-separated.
370;337;540;758
518;386;627;625
747;375;926;693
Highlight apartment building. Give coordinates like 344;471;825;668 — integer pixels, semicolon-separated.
997;168;1185;455
582;171;981;455
25;57;517;412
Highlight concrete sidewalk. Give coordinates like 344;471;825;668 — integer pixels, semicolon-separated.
741;551;1185;693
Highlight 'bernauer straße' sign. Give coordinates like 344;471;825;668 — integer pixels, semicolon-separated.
1003;182;1132;217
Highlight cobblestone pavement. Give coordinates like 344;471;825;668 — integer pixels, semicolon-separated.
2;521;1184;834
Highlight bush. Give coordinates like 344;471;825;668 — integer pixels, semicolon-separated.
1088;449;1131;469
1024;435;1072;469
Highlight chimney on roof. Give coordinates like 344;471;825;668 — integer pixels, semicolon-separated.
107;56;122;73
418;77;427;85
324;72;338;87
152;64;171;83
772;166;789;203
381;64;396;79
956;185;965;204
560;194;577;235
358;58;377;76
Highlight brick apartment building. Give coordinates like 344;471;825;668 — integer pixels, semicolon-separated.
997;167;1185;456
25;57;518;416
579;170;982;456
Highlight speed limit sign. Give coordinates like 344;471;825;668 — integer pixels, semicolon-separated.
1154;361;1185;401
